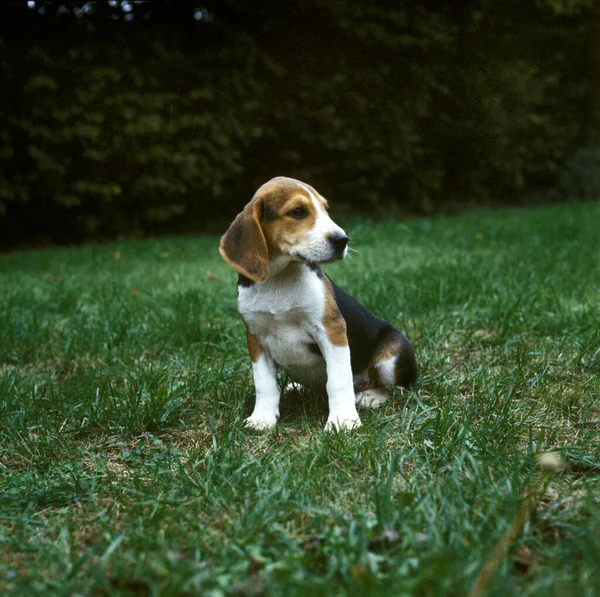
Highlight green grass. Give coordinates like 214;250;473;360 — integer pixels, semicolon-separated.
1;202;599;596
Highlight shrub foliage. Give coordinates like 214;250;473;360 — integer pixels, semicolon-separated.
0;0;594;244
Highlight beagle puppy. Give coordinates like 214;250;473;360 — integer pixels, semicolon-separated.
219;176;416;430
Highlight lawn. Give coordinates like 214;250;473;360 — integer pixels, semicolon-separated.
1;201;599;596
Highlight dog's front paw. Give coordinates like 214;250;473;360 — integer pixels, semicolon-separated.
244;413;278;430
325;414;362;432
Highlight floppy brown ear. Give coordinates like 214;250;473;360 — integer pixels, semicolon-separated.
219;197;268;282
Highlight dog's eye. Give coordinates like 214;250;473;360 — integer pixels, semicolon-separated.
288;207;309;219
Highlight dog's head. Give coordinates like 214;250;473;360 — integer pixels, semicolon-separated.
219;177;348;282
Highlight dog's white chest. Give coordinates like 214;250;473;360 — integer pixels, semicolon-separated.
238;267;328;387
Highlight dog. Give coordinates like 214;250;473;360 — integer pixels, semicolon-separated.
219;176;416;430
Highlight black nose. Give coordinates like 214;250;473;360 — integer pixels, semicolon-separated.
329;233;349;252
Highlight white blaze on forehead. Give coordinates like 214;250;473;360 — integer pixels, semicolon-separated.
296;181;317;201
297;182;334;227
296;181;326;214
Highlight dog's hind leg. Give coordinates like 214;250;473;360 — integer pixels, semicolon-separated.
355;387;387;409
373;329;417;389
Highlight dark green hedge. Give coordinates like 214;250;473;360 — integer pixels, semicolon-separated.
0;0;593;245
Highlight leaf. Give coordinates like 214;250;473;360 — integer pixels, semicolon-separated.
24;75;59;92
349;564;367;580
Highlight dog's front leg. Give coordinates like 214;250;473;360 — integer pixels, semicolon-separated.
317;339;361;431
244;331;280;430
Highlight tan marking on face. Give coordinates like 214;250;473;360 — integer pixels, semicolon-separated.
322;276;348;347
298;181;329;210
261;194;317;253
